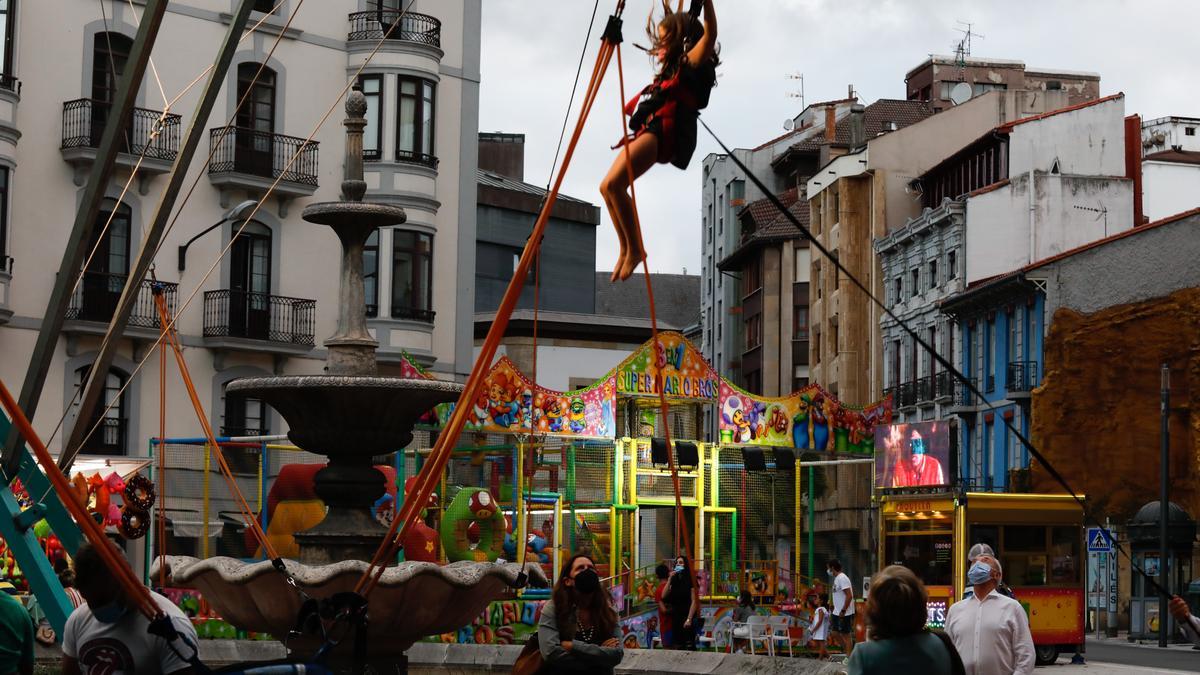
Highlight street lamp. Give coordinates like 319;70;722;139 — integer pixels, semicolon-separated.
176;199;259;272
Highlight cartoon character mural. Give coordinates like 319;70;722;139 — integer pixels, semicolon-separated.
720;381;892;453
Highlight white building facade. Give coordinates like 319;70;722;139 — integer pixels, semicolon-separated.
0;0;481;457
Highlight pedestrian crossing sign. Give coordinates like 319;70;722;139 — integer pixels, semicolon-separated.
1087;527;1114;553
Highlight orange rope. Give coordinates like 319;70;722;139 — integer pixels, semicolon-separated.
157;319;167;588
0;378;160;619
615;42;696;577
151;293;281;562
356;29;621;598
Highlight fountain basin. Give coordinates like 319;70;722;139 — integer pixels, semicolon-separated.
155;556;548;660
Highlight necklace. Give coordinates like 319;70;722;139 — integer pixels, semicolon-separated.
577;622;596;644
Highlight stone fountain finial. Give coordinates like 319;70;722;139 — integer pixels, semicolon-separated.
342;83;368;203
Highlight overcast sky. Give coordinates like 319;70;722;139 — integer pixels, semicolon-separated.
479;0;1200;276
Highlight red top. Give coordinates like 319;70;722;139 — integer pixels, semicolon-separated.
655;581;672;635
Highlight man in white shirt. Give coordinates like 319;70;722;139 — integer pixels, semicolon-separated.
1169;595;1200;647
62;541;199;675
827;558;856;655
946;554;1035;675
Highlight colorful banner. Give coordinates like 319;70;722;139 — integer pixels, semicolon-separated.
616;331;720;401
719;382;892;454
398;351;434;380
439;357;617;438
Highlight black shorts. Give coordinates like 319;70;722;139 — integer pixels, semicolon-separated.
831;613;854;634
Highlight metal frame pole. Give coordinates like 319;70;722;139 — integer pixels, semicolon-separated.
2;0;171;477
1159;363;1170;647
58;0;259;473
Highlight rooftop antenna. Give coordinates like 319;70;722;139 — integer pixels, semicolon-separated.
953;21;984;77
1074;202;1110;237
787;72;805;108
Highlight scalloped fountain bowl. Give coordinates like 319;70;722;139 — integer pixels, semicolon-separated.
154;556;547;661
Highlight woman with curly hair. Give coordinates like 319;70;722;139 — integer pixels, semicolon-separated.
847;565;964;675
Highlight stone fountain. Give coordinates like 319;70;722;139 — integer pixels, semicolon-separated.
155;87;545;668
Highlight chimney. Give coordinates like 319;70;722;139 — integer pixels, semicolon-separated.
848;104;866;148
824;106;837;142
478;132;525;181
1124;114;1145;225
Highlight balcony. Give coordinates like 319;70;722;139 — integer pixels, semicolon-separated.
934;371;955;403
0;75;19;149
390;304;435;323
61;99;182;192
947;377;980;414
348;10;441;48
915;375;934;407
207;127;319;215
0;256;11;325
63;273;178;340
395;150;439;170
897;381;918;410
202;289;316;356
1006;361;1038;399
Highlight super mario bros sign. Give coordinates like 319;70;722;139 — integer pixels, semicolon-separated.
615;332;720;401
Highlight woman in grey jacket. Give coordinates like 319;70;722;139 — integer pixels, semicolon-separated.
538;554;624;674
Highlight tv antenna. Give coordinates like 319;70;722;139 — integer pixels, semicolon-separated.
787;72;805;108
953;21;984;73
1074;202;1109;236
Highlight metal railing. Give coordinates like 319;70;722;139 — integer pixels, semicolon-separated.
0;74;20;95
1006;361;1038;393
915;375;934;403
898;381;917;408
202;289;316;346
934;371;955;400
62;98;182;160
395;149;439;169
954;378;979;408
347;10;441;46
1;255;12;274
390;304;435;323
208;126;319;186
65;272;178;328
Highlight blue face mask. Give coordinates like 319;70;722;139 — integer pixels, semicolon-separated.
674;565;684;574
91;600;128;624
967;561;993;586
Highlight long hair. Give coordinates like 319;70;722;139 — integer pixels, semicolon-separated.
644;1;718;81
550;554;618;641
864;565;928;641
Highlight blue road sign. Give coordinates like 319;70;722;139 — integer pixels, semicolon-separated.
1087;527;1114;553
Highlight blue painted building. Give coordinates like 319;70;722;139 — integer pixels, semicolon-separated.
940;274;1046;491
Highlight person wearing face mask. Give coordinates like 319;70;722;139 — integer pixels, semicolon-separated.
61;541;198;675
963;544;1014;600
945;555;1034;675
538;554;624;674
664;556;700;649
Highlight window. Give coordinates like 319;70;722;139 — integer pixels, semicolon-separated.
910;268;919;297
223;391;269;437
890;339;901;388
812;328;821;364
744;369;761;395
745;314;761;350
794;247;811;283
926;326;936;377
234;63;277;177
892;278;901;306
1186;127;1196;137
948;250;957;279
228;221;272;340
253;0;276;13
397;76;435;164
391;230;432;320
929;259;938;289
793;305;809;340
359;75;382;160
718;194;723;236
831;250;839;290
76;199;131;322
74;367;127;455
364;229;379;317
742;258;761;296
831;323;839;355
0;0;15;81
985;317;995;391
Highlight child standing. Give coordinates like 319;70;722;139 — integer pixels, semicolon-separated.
808;592;830;660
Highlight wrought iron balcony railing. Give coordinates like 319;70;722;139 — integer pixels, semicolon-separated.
65;272;178;328
934;371;955;400
390;304;435;323
347;10;441;46
208;126;319;186
62;98;181;160
954;378;980;408
395;150;439;169
0;74;20;95
1007;361;1038;393
203;289;316;346
898;381;918;408
915;375;934;403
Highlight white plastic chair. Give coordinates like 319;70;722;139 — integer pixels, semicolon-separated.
695;619;721;652
734;614;770;655
768;615;794;657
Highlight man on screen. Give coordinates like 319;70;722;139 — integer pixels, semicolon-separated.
890;427;945;487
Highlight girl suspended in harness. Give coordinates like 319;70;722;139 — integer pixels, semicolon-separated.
600;0;718;281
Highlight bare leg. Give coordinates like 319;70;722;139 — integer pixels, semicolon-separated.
599;189;629;282
599;133;659;281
